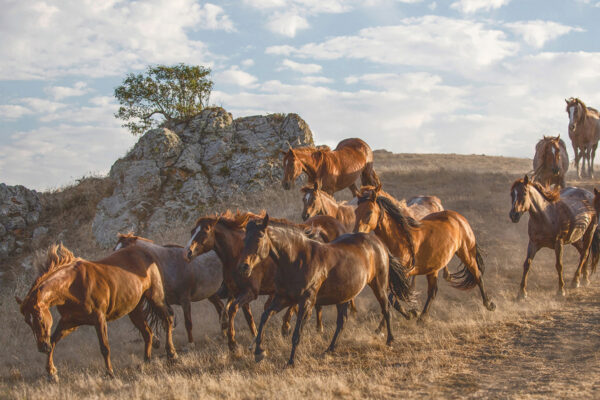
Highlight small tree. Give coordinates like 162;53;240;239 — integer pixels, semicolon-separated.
114;64;213;135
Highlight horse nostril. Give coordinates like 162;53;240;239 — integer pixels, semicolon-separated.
186;250;193;261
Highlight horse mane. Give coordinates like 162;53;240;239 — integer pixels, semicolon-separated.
568;97;600;119
511;178;560;203
117;232;154;243
375;196;420;266
216;209;261;229
32;243;80;287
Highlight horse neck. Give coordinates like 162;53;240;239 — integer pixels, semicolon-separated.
213;224;244;268
378;211;415;262
319;193;339;217
267;226;312;266
526;186;555;226
295;150;319;180
30;270;74;309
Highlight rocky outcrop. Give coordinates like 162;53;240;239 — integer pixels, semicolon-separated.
0;184;42;258
92;107;314;247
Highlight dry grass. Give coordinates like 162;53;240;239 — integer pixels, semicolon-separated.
2;152;600;399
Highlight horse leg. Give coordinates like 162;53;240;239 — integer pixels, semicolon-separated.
207;294;228;335
370;280;393;345
417;274;438;325
554;241;566;297
442;267;451;281
181;298;194;348
94;314;115;378
518;241;539;300
348;183;360;197
459;245;495;311
128;303;154;361
147;295;177;360
349;299;358;316
591;144;598;179
47;319;79;381
255;295;290;362
572;227;594;288
315;305;324;333
574;145;581;179
386;292;417;321
281;305;296;337
241;303;258;337
288;294;315;367
227;301;240;351
325;302;350;353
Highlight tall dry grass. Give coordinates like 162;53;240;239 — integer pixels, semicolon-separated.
2;153;599;399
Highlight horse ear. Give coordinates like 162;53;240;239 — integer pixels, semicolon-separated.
314;181;322;191
524;175;529;184
15;296;22;305
375;183;382;194
557;134;560;140
594;188;599;196
262;214;270;228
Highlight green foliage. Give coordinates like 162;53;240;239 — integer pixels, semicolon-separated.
114;64;213;135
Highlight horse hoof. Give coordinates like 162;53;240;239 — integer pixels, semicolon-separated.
386;337;394;346
409;309;419;320
285;360;295;369
572;280;580;289
281;327;291;337
255;350;267;363
152;338;161;349
47;374;59;383
557;289;566;298
106;371;115;380
228;342;239;352
485;301;496;311
416;317;426;326
516;291;527;301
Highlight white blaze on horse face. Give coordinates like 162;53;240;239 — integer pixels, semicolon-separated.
569;106;576;123
551;147;556;157
512;188;518;208
115;242;122;251
187;225;201;249
304;192;311;203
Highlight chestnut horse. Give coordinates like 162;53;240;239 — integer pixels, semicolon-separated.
238;215;413;366
281;138;378;196
301;182;444;231
184;210;347;351
15;244;177;381
509;175;600;299
113;233;225;348
354;186;495;323
566;97;600;178
532;135;569;188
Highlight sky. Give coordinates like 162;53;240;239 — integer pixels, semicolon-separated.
1;0;599;190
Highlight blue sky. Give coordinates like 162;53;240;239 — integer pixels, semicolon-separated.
1;0;599;190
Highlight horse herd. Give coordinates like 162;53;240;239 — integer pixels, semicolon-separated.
14;98;600;381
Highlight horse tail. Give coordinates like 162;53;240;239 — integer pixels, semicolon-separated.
450;244;484;290
216;282;229;299
143;298;174;336
589;226;600;276
361;162;379;187
387;252;414;303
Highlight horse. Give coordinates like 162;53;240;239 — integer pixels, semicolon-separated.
281;138;378;196
15;243;177;381
301;182;444;230
184;210;347;351
113;233;226;349
354;185;495;323
509;175;600;298
238;215;413;366
565;97;600;178
532;135;569;188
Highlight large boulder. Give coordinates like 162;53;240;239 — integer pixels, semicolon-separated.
92;108;313;247
0;184;42;259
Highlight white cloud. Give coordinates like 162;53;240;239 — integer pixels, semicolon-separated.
281;59;323;74
266;11;310;37
450;0;510;14
45;81;89;100
506;20;583;48
243;0;351;13
266;17;519;73
215;66;259;87
199;3;235;32
0;0;222;80
19;98;66;114
241;59;255;67
0;105;33;120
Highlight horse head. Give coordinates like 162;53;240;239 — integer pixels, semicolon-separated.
281;146;304;190
509;175;531;223
543;136;563;176
300;181;322;221
16;296;53;354
566;98;584;134
238;215;271;278
113;232;138;251
185;217;218;262
354;184;383;233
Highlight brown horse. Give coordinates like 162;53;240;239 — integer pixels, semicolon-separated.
238;215;413;366
566;97;600;178
509;175;600;298
184;210;347;350
113;233;226;348
532;135;569;188
281;138;377;196
15;244;177;381
354;186;495;323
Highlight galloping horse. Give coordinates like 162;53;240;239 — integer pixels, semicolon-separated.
16;244;177;381
281;138;378;196
113;233;226;348
354;186;495;323
509;175;599;298
532;135;569;188
565;97;600;178
238;215;413;366
185;211;347;350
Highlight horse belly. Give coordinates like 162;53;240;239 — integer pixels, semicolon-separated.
316;265;368;306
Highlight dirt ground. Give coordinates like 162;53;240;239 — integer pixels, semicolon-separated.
2;151;600;399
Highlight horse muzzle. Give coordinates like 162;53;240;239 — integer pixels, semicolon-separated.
38;341;51;354
301;212;309;221
509;210;522;223
238;263;251;277
184;249;193;262
282;180;292;190
552;167;560;175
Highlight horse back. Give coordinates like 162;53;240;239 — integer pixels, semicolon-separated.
305;214;349;240
406;195;444;220
333;138;373;163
